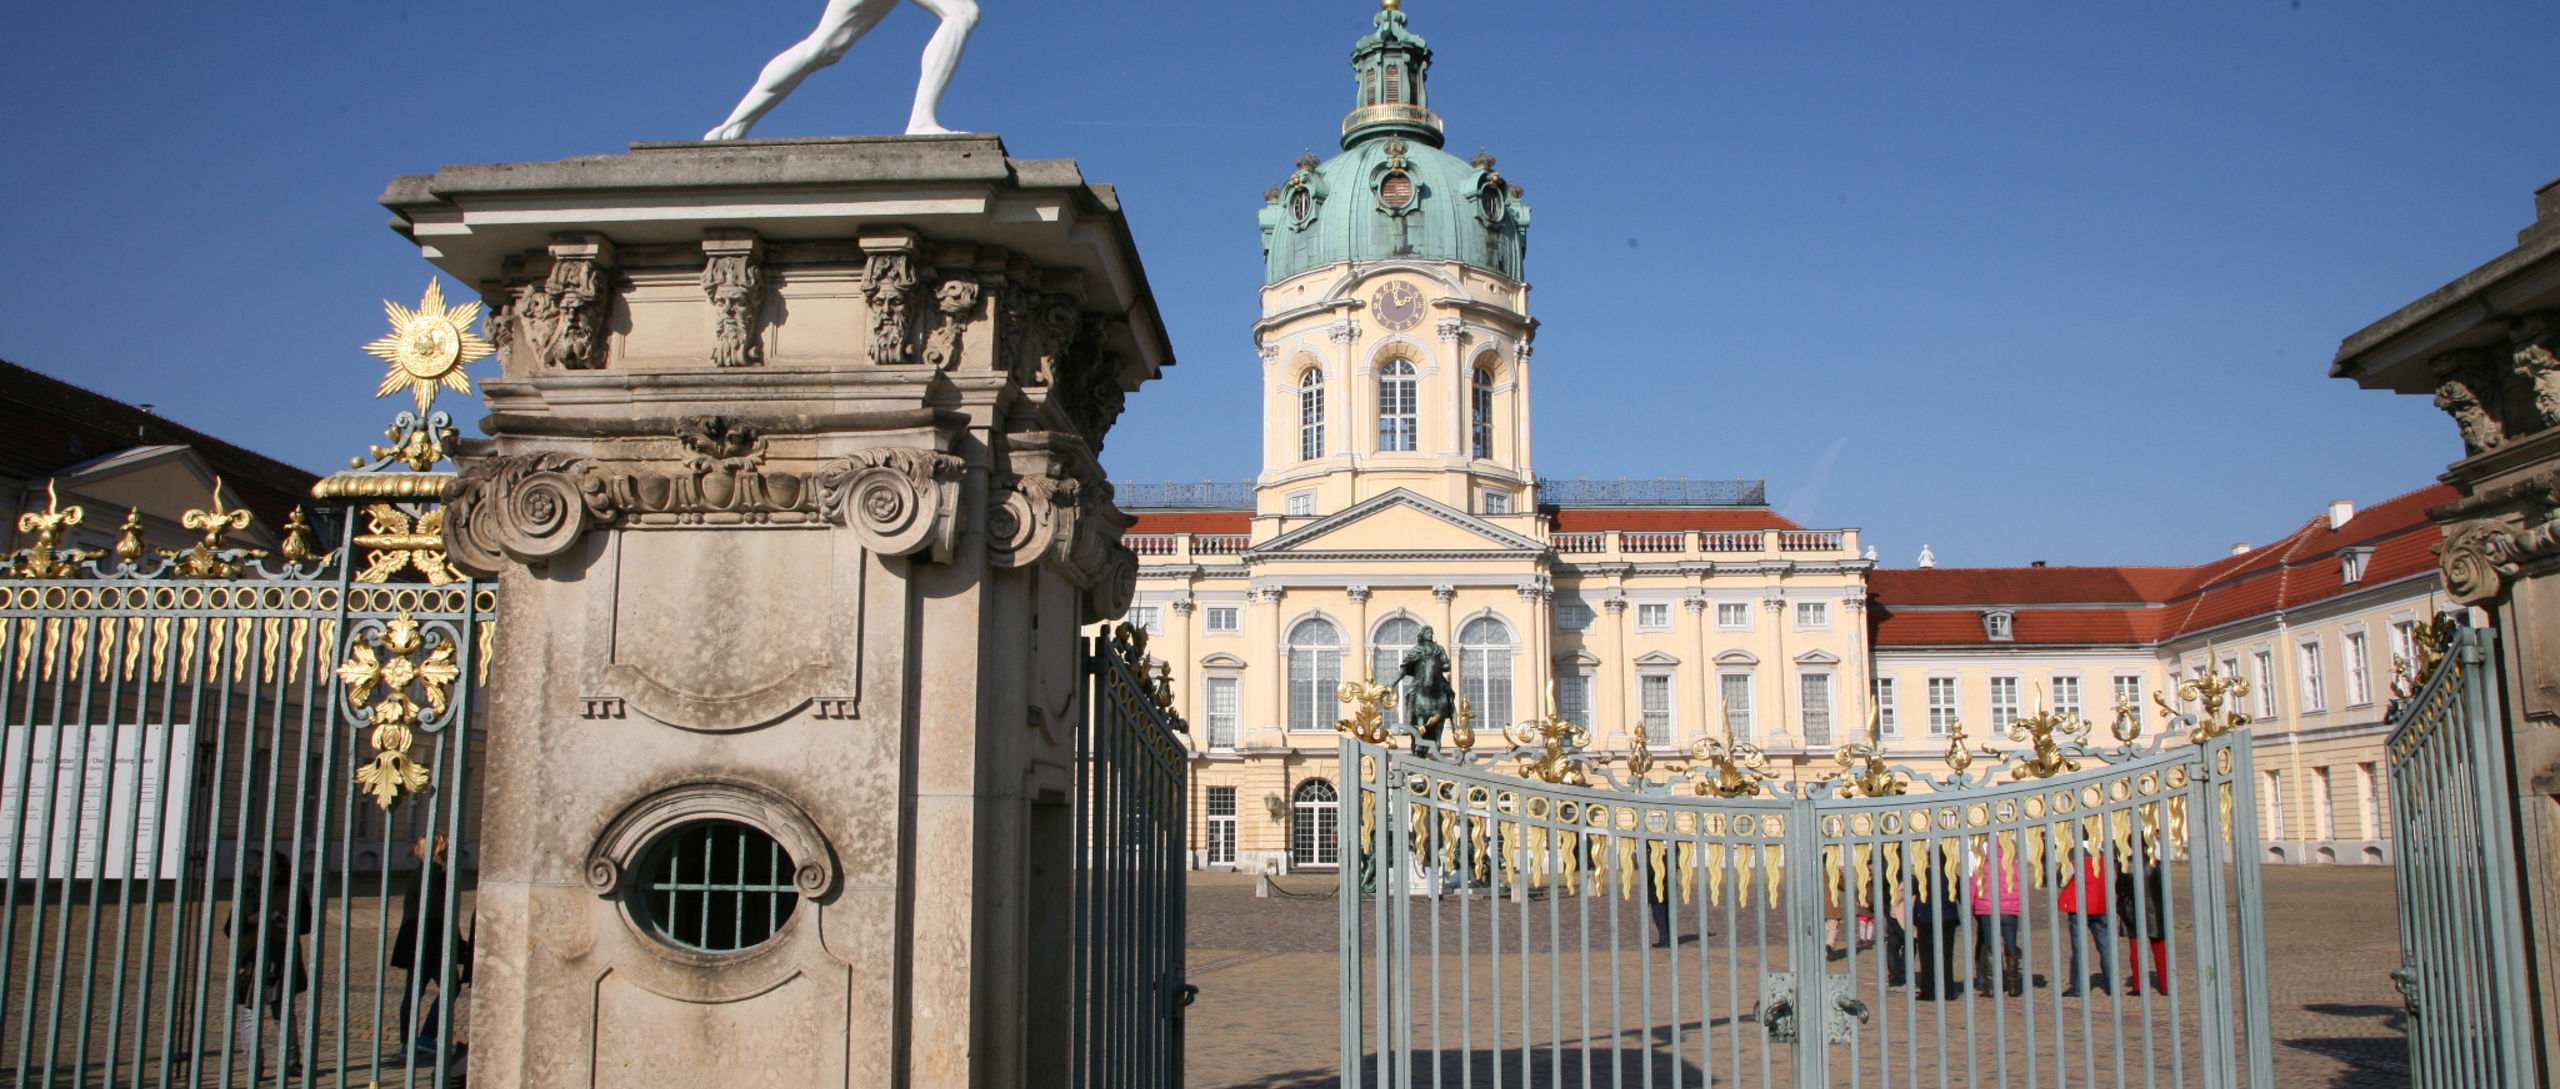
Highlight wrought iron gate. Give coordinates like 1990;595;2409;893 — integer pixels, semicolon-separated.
1343;679;2274;1089
2386;621;2535;1088
1076;624;1190;1089
0;283;497;1087
0;437;492;1086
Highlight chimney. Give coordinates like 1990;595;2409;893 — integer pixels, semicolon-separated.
2031;560;2047;568
2231;542;2251;556
2328;500;2354;531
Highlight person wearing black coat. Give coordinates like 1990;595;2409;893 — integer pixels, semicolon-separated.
228;851;311;1077
1908;867;1965;1000
390;835;471;1060
2113;839;2171;995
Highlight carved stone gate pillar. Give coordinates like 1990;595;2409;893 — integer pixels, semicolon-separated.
382;136;1170;1089
2334;174;2560;1081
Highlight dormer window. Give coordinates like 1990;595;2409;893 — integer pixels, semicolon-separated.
1983;610;2015;642
2341;548;2372;585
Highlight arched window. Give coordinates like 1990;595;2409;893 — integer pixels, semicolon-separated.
1286;617;1344;733
1471;365;1495;460
1292;779;1339;868
1299;369;1326;461
1458;616;1516;732
1377;359;1418;452
1371;616;1423;732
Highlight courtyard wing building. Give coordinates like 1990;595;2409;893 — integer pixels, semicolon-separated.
1110;3;2444;874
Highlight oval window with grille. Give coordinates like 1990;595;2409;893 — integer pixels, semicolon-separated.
636;819;799;953
1381;173;1413;209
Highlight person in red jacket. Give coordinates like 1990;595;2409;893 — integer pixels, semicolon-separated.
2057;843;2117;996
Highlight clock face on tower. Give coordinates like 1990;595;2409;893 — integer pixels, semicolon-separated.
1371;281;1425;332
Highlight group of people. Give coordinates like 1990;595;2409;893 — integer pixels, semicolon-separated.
228;836;471;1076
1894;839;2174;1000
1639;837;2178;1001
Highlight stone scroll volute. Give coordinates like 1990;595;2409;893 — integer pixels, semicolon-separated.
815;447;967;562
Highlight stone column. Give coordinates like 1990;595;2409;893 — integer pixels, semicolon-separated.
390;136;1170;1089
1686;592;1711;749
1346;585;1373;683
1603;592;1630;748
1253;582;1287;735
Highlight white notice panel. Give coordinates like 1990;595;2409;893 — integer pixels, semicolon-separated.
0;723;197;880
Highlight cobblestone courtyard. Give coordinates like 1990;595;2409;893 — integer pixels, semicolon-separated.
1185;865;2409;1089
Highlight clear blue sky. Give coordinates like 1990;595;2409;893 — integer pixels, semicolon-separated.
4;1;2552;567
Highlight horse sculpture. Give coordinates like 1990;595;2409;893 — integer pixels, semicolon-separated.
1399;626;1457;758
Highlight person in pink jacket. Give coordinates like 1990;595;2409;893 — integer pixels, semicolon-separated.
1970;840;2025;997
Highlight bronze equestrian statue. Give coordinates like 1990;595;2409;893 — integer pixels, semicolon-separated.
1399;626;1457;758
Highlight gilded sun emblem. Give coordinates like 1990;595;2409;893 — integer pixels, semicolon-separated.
362;279;494;413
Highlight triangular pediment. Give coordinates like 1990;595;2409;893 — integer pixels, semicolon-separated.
1254;488;1544;557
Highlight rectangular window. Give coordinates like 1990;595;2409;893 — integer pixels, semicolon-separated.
1555;674;1592;729
2264;771;2285;840
2051;675;2081;720
1873;677;1897;735
1288;645;1341;733
2254;650;2277;718
1926;677;1959;736
1988;676;2020;729
1796;601;1829;629
2344;630;2372;706
1716;602;1750;630
1554;601;1593;631
1126;606;1161;635
1482;490;1512;515
1636;602;1671;630
2299;640;2327;713
1206;677;1238;749
2112;675;2142;716
1799;673;1832;746
2359;762;2382;839
1639;674;1673;738
2315;766;2336;840
1285;489;1316;517
1206;786;1237;866
1719;674;1754;741
1300;381;1325;461
2389;620;2417;680
1205;606;1241;634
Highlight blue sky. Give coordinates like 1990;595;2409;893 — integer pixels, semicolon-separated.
4;1;2553;567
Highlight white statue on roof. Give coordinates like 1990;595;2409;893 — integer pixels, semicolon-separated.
1916;544;1935;569
704;0;980;141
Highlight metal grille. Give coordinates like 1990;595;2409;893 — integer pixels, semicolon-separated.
1076;627;1189;1089
2386;623;2534;1087
1341;694;2274;1089
636;820;797;954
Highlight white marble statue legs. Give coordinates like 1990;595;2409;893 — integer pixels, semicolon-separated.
705;0;980;140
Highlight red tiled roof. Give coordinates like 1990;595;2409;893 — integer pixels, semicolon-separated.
1548;509;1800;532
1870;484;2455;648
1127;511;1252;534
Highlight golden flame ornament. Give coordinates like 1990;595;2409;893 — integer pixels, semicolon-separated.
362;279;492;414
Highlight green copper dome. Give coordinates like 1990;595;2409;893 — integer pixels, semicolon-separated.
1257;3;1530;286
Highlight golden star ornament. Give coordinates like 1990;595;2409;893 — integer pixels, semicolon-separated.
362;279;494;413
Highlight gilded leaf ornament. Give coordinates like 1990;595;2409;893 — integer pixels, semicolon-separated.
362;279;493;415
2005;684;2090;781
1828;701;1907;798
161;478;265;579
353;504;457;585
339;612;458;809
1686;703;1770;798
2158;652;2250;745
1337;665;1399;745
8;480;99;579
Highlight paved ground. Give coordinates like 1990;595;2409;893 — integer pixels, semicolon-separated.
1186;865;2410;1089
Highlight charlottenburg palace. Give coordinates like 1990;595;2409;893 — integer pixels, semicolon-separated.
1103;2;2456;874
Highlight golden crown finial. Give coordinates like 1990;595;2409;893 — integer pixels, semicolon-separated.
1382;0;1400;10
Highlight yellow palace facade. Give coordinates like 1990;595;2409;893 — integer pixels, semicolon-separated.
1106;1;2443;874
